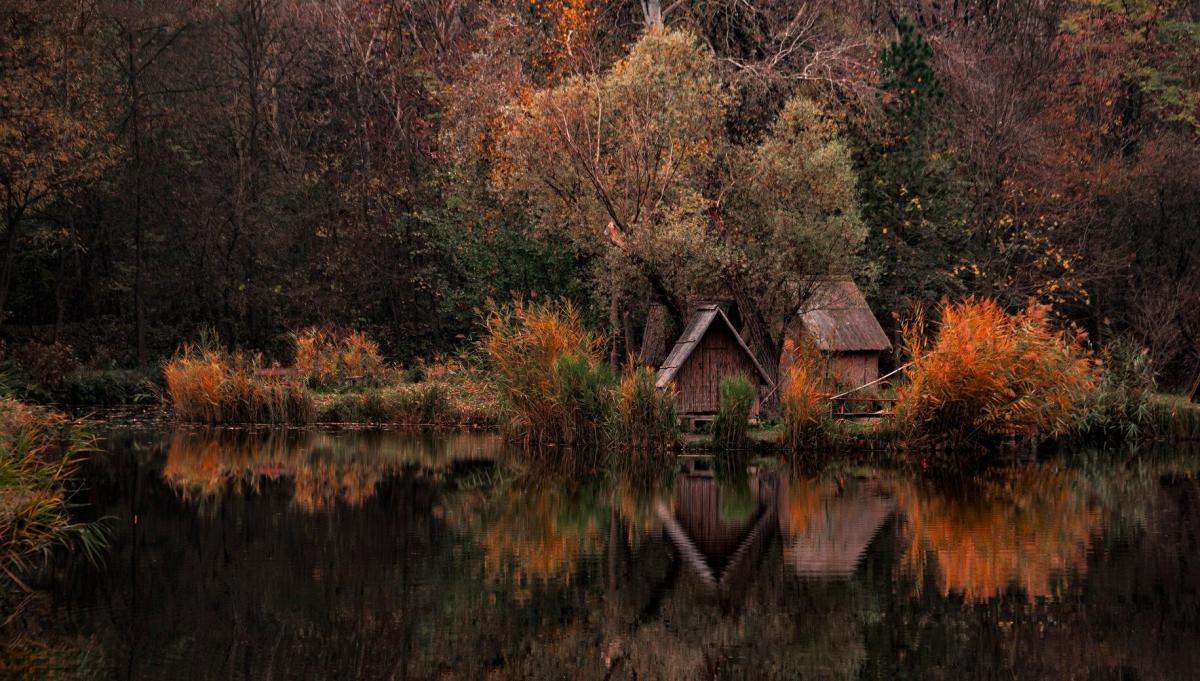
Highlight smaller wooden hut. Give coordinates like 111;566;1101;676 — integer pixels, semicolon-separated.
789;279;891;390
656;304;774;425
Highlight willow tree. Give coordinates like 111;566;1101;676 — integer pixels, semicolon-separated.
492;29;864;381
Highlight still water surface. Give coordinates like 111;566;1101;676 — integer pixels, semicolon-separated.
33;428;1200;679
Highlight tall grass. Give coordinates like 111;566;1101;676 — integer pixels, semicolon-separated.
615;364;678;456
0;399;108;619
710;375;755;451
314;383;468;426
1148;394;1200;441
780;339;830;452
1076;337;1156;441
164;344;312;424
896;299;1094;450
292;327;387;388
482;299;611;447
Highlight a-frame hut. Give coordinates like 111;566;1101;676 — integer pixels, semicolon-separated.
656;304;774;426
789;279;891;390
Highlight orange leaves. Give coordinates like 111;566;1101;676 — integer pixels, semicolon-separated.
896;298;1096;448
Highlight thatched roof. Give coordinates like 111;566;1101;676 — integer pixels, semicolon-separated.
798;279;891;353
655;305;774;390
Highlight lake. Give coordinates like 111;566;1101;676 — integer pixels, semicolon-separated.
16;426;1200;679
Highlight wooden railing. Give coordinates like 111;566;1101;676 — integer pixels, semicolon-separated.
829;395;897;420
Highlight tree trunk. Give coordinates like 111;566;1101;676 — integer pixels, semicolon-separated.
0;212;22;328
609;292;620;369
638;303;673;368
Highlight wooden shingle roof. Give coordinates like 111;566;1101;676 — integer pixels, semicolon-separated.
798;279;891;353
655;305;774;390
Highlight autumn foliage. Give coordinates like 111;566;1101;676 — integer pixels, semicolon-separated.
896;299;1095;448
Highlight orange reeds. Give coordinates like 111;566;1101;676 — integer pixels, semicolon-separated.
896;298;1095;449
482;299;610;447
292;327;387;388
779;338;830;452
164;344;312;424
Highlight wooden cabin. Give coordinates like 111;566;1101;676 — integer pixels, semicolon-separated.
656;304;774;427
789;279;891;390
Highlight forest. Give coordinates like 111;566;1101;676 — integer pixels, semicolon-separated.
6;2;1200;677
2;0;1197;386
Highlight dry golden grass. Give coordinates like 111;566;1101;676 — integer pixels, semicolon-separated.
482;299;609;447
0;399;106;614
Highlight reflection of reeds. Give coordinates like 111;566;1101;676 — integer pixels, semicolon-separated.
162;429;504;511
478;481;604;599
891;468;1101;602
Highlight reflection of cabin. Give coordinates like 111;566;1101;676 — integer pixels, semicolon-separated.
654;470;778;606
656;305;774;426
789;279;891;390
778;478;894;578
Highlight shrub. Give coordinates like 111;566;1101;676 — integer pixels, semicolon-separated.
52;369;159;406
615;364;678;456
1076;337;1156;441
9;342;80;390
711;375;756;451
482;299;610;446
0;399;107;612
292;327;387;389
895;299;1095;449
780;339;830;452
164;344;312;424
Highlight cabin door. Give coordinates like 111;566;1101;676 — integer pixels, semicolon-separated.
698;347;724;413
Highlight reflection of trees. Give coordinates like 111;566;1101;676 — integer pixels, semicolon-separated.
477;477;606;596
45;435;1200;680
890;466;1101;602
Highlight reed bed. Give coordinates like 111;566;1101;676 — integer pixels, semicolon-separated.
482;299;609;447
710;375;755;451
0;399;107;617
779;339;831;453
1148;395;1200;441
896;299;1094;451
292;327;389;388
164;345;312;424
614;365;678;456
